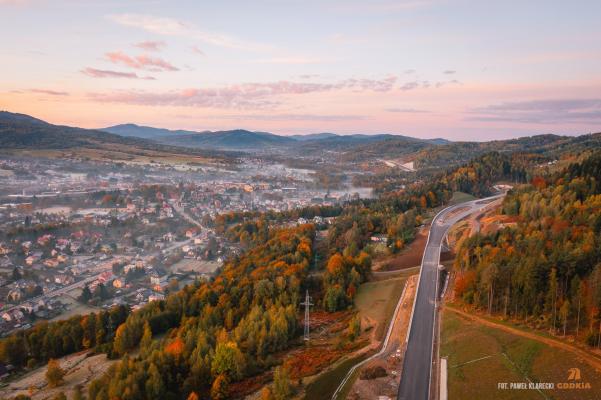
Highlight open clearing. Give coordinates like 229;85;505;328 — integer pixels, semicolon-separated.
441;308;601;400
49;297;99;323
355;277;407;340
5;146;225;167
372;226;427;272
169;258;221;274
448;191;476;205
0;352;115;400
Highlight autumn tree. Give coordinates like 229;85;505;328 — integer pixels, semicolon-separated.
72;385;85;400
46;359;65;388
211;342;245;380
187;392;199;400
260;387;274;400
272;366;292;400
546;268;558;334
347;315;361;341
145;363;165;398
140;321;152;352
210;374;229;400
324;285;346;312
560;300;570;337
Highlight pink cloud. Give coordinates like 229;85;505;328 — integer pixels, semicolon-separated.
108;13;273;52
435;79;461;88
81;67;156;80
386;107;429;113
105;51;179;72
0;0;29;4
191;45;205;56
253;56;322;65
206;113;368;121
87;77;402;109
400;81;421;91
134;41;166;52
30;89;69;96
468;98;601;124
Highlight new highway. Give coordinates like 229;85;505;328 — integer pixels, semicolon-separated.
398;195;503;400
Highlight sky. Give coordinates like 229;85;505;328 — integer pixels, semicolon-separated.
1;0;601;141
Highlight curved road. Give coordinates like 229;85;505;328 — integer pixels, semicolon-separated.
398;195;503;400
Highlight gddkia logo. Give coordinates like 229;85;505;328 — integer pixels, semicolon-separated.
567;368;581;381
558;368;591;390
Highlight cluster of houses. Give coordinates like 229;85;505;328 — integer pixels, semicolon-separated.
297;216;335;226
183;181;360;224
0;295;64;335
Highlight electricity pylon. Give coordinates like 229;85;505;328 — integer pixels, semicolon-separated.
300;290;313;341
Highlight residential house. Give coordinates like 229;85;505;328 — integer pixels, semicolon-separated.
43;258;60;268
25;251;42;266
370;235;388;243
113;277;127;288
150;272;168;291
54;274;74;285
2;309;24;322
0;256;13;268
6;288;23;302
148;292;165;302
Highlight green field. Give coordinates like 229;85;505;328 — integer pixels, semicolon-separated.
355;277;406;339
441;310;601;400
303;352;370;400
449;191;477;205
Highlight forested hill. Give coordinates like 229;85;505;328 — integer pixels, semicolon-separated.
340;131;601;169
439;151;528;197
454;151;601;346
415;132;601;169
0;111;239;162
0;111;146;149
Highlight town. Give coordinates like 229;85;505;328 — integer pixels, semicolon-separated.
0;155;369;337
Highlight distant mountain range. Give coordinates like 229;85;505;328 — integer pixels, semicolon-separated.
100;123;448;151
100;123;200;140
2;111;600;169
97;122;601;168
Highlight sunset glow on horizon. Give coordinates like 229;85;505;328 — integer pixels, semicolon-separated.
1;0;601;140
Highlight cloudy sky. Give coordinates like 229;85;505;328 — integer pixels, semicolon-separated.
1;0;600;140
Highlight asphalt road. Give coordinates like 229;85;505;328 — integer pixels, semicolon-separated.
398;195;503;400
